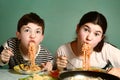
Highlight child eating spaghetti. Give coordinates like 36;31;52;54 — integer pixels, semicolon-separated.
55;11;120;77
0;12;53;71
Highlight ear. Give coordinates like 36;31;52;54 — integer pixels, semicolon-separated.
40;34;44;42
98;34;105;43
76;24;79;34
16;31;21;40
101;34;105;40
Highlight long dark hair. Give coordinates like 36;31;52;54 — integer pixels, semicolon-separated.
77;11;107;52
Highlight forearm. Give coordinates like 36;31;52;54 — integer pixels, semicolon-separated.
108;68;120;77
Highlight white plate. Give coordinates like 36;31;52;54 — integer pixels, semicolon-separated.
13;64;41;75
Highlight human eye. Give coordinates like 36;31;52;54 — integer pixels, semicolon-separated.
36;30;42;34
83;27;89;32
94;33;100;37
24;28;30;32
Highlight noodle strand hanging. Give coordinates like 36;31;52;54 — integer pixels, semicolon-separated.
82;43;91;70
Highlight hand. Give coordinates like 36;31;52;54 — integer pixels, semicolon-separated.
0;48;14;63
56;56;68;70
41;61;53;71
108;68;120;77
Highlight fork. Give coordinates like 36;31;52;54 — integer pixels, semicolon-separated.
102;60;113;72
59;51;77;69
4;46;31;71
67;60;77;68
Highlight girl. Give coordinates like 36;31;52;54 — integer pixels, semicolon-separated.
55;11;120;77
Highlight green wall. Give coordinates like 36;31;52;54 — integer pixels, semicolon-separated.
0;0;120;55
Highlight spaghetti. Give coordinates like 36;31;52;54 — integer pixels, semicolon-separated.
24;42;41;71
82;43;91;70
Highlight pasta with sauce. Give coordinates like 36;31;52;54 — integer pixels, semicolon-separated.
23;42;41;71
82;43;91;70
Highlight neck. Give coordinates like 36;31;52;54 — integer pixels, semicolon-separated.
71;41;83;57
19;44;28;56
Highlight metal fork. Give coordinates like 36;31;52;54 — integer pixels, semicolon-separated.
67;60;77;68
102;60;113;72
4;46;31;71
59;51;77;69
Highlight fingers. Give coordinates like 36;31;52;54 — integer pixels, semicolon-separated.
45;62;53;71
0;48;14;63
4;47;14;56
56;56;68;70
41;62;53;71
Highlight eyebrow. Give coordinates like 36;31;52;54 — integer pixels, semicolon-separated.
23;25;29;28
22;25;41;30
96;31;102;34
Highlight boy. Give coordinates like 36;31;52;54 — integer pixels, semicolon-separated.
0;12;53;71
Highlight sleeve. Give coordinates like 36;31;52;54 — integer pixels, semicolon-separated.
56;44;68;57
103;43;120;67
0;45;4;53
53;46;63;70
53;44;69;70
45;48;53;62
41;45;54;63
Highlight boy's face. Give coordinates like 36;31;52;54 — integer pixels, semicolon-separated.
16;22;44;49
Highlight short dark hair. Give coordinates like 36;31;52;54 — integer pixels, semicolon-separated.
78;11;107;52
17;12;45;34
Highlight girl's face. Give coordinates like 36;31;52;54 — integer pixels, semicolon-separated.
77;23;103;49
16;23;44;49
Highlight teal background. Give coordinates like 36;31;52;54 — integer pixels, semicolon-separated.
0;0;120;55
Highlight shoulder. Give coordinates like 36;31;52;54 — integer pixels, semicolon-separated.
56;42;72;56
102;42;120;52
40;45;51;54
7;37;19;45
101;43;120;66
103;42;118;49
57;42;71;51
2;37;19;48
7;37;19;43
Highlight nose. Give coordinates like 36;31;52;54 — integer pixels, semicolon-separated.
86;33;93;41
30;32;36;38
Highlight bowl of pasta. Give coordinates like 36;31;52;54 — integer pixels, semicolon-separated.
59;71;120;80
74;67;106;73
